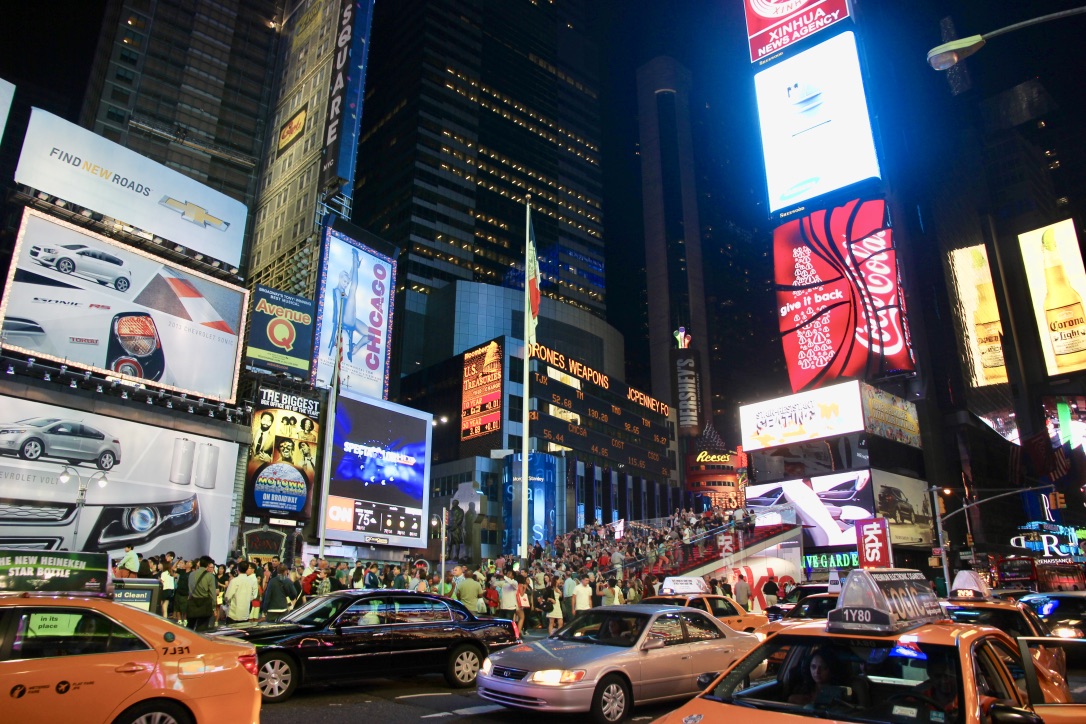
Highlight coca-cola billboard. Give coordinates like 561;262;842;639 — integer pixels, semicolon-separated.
775;198;915;392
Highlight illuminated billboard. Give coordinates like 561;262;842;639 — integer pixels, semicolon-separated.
948;245;1007;386
754;31;881;214
871;470;933;548
320;0;375;196
246;285;315;376
311;222;396;400
276;104;308;159
0;77;13;144
322;391;432;548
1;209;247;403
244;387;322;522
1018;219;1086;377
461;338;503;449
775;198;914;391
15;109;247;267
746;470;874;548
860;383;921;449
740;380;865;452
743;0;852;63
0;395;238;558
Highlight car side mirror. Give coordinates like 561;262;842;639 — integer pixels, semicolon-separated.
696;672;719;689
987;704;1043;724
641;637;666;651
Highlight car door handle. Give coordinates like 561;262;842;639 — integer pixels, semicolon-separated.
115;663;148;673
681;655;691;660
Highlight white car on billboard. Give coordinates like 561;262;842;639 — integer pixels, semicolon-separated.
30;241;133;292
0;417;121;470
1;210;245;402
0;398;238;559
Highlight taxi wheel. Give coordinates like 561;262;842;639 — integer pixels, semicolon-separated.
591;674;631;724
258;652;299;703
113;699;193;724
445;644;482;687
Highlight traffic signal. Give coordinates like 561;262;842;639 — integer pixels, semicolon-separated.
938;497;946;516
967;533;974;547
1056;492;1067;509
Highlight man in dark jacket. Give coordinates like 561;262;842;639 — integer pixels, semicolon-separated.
187;556;218;632
262;564;299;622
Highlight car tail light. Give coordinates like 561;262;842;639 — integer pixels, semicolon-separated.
238;653;258;676
113;314;160;357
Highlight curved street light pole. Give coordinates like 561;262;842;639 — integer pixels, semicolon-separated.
927;7;1086;70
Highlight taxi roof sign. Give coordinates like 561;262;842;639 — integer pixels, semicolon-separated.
949;570;993;600
660;577;710;595
827;568;943;635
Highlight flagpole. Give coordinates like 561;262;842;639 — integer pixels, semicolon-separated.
521;196;532;564
318;290;346;560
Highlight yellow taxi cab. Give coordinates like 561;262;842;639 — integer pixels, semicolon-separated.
642;577;769;632
0;592;260;724
653;568;1086;724
943;570;1070;691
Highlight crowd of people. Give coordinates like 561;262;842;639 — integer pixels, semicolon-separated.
112;505;770;633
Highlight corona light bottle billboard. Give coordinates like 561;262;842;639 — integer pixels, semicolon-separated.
1020;220;1086;376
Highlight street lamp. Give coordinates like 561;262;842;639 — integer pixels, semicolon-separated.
927;7;1086;70
431;512;446;593
59;465;109;550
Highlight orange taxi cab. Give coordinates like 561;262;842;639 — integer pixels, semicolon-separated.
943;570;1070;692
0;593;260;724
653;568;1086;724
642;577;769;632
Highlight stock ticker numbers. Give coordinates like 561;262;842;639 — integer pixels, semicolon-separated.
530;369;672;478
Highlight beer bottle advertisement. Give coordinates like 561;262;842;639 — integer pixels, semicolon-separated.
949;244;1007;386
1019;220;1086;376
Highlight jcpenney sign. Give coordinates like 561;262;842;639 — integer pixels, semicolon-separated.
15;109;246;267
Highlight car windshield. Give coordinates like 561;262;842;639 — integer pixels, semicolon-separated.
14;417;60;428
553;611;649;647
789;597;837;619
1023;595;1086;622
943;605;1033;638
281;595;352;626
703;635;963;724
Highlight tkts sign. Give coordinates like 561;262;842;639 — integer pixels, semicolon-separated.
744;0;851;63
855;517;893;569
775;199;915;392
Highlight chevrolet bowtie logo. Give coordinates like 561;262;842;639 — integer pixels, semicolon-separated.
159;196;230;231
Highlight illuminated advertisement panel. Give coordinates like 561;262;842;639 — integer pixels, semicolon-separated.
311;222;396;400
246;285;315;376
15;109;247;267
1018;220;1086;377
871;469;933;548
320;0;375;196
743;0;852;63
671;348;703;438
774;198;914;391
948;244;1007;386
0;77;13;144
754;31;880;214
0;395;238;558
0;209;247;403
244;387;322;522
461;338;503;443
740;380;864;452
860;383;921;449
746;470;874;548
276;104;308;159
322;391;431;548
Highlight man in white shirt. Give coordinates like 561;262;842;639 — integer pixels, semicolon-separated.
225;561;259;625
499;571;519;620
562;569;578;620
573;574;594;615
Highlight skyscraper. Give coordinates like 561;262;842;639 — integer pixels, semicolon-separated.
352;0;606;375
636;56;712;412
80;0;279;247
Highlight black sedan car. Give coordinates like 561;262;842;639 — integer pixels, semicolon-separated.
211;589;521;703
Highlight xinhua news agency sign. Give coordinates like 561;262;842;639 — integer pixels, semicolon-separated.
855;517;893;569
246;285;316;376
743;0;851;63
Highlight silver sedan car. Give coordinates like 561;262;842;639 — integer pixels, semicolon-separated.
477;604;758;723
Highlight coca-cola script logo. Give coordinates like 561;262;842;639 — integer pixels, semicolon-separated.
774;199;915;392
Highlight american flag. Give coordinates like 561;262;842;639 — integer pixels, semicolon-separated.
1051;444;1071;480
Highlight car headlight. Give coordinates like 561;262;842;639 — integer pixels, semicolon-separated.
1051;625;1084;639
755;632;767;643
528;669;587;685
481;658;493;676
86;495;200;550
